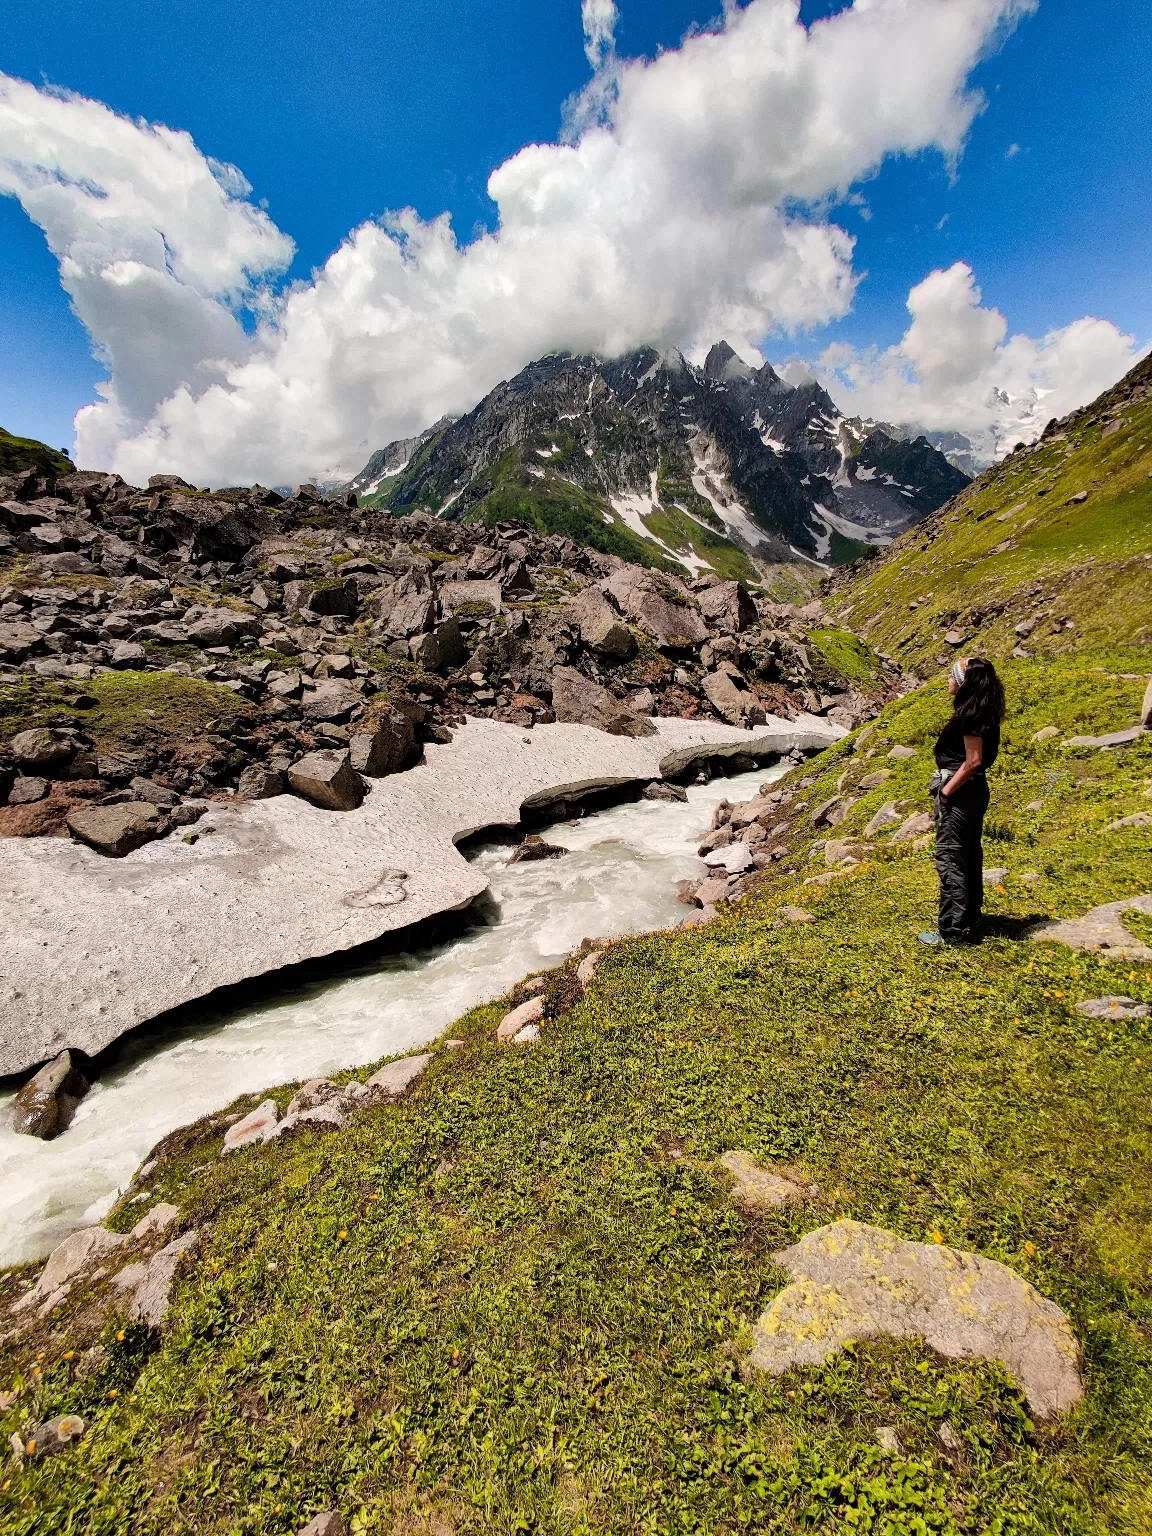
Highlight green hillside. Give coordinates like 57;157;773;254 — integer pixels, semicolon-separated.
365;437;757;580
830;353;1152;673
5;658;1152;1535
0;426;74;479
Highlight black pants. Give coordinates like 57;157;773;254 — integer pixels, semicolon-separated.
933;779;989;942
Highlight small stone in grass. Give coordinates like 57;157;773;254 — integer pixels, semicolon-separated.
780;905;815;924
937;1421;963;1455
875;1426;900;1454
24;1414;86;1458
497;996;544;1041
298;1515;345;1536
576;949;603;988
222;1099;280;1153
363;1054;432;1098
511;1024;541;1045
1076;996;1150;1021
984;867;1009;885
1102;811;1152;832
720;1150;813;1210
858;769;891;790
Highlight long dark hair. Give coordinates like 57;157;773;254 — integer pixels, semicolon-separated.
953;657;1006;733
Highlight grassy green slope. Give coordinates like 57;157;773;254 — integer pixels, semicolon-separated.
4;659;1151;1534
464;449;686;574
0;671;254;757
365;432;759;580
831;354;1152;673
0;427;74;479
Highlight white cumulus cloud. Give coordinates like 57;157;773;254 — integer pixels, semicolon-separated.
0;0;1045;485
817;261;1145;460
0;74;293;437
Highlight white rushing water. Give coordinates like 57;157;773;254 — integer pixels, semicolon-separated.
0;762;786;1266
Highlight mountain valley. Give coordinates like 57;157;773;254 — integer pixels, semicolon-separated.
346;343;970;575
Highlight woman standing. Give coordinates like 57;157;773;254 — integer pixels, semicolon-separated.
919;656;1007;947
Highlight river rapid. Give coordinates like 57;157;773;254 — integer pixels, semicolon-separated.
0;761;787;1267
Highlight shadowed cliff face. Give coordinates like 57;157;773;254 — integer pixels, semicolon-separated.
346;344;969;568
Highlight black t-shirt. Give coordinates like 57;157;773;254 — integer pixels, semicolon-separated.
934;717;1000;776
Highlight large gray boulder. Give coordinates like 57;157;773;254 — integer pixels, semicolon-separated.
568;586;637;661
9;776;49;804
187;609;241;647
222;1099;281;1152
287;750;365;811
410;617;466;673
305;581;357;619
348;699;422;777
66;802;162;857
374;575;436;638
440;579;502;617
110;640;147;668
299;680;359;724
603;568;708;647
12;1050;89;1139
1030;893;1152;961
747;1220;1083;1421
112;1229;199;1326
702;667;759;727
237;765;287;799
363;1053;431;1100
550;667;656;738
10;728;76;777
0;621;44;662
696;581;757;634
14;1224;127;1315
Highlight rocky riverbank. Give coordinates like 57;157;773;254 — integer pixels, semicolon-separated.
0;469;894;858
0;712;843;1083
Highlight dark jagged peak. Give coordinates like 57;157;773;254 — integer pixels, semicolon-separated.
344;340;970;570
703;340;755;384
600;345;680;398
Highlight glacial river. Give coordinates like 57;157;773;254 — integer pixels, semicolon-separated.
0;762;786;1267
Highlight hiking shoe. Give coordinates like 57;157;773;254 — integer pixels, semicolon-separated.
917;930;944;947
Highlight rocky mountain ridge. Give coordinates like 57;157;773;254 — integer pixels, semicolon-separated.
0;465;898;855
345;343;969;573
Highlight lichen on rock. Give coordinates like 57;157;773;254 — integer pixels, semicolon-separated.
747;1219;1083;1420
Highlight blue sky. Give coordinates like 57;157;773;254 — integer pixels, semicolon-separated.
0;0;1148;471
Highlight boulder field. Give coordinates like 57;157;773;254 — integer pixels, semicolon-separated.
0;711;842;1078
0;468;892;858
